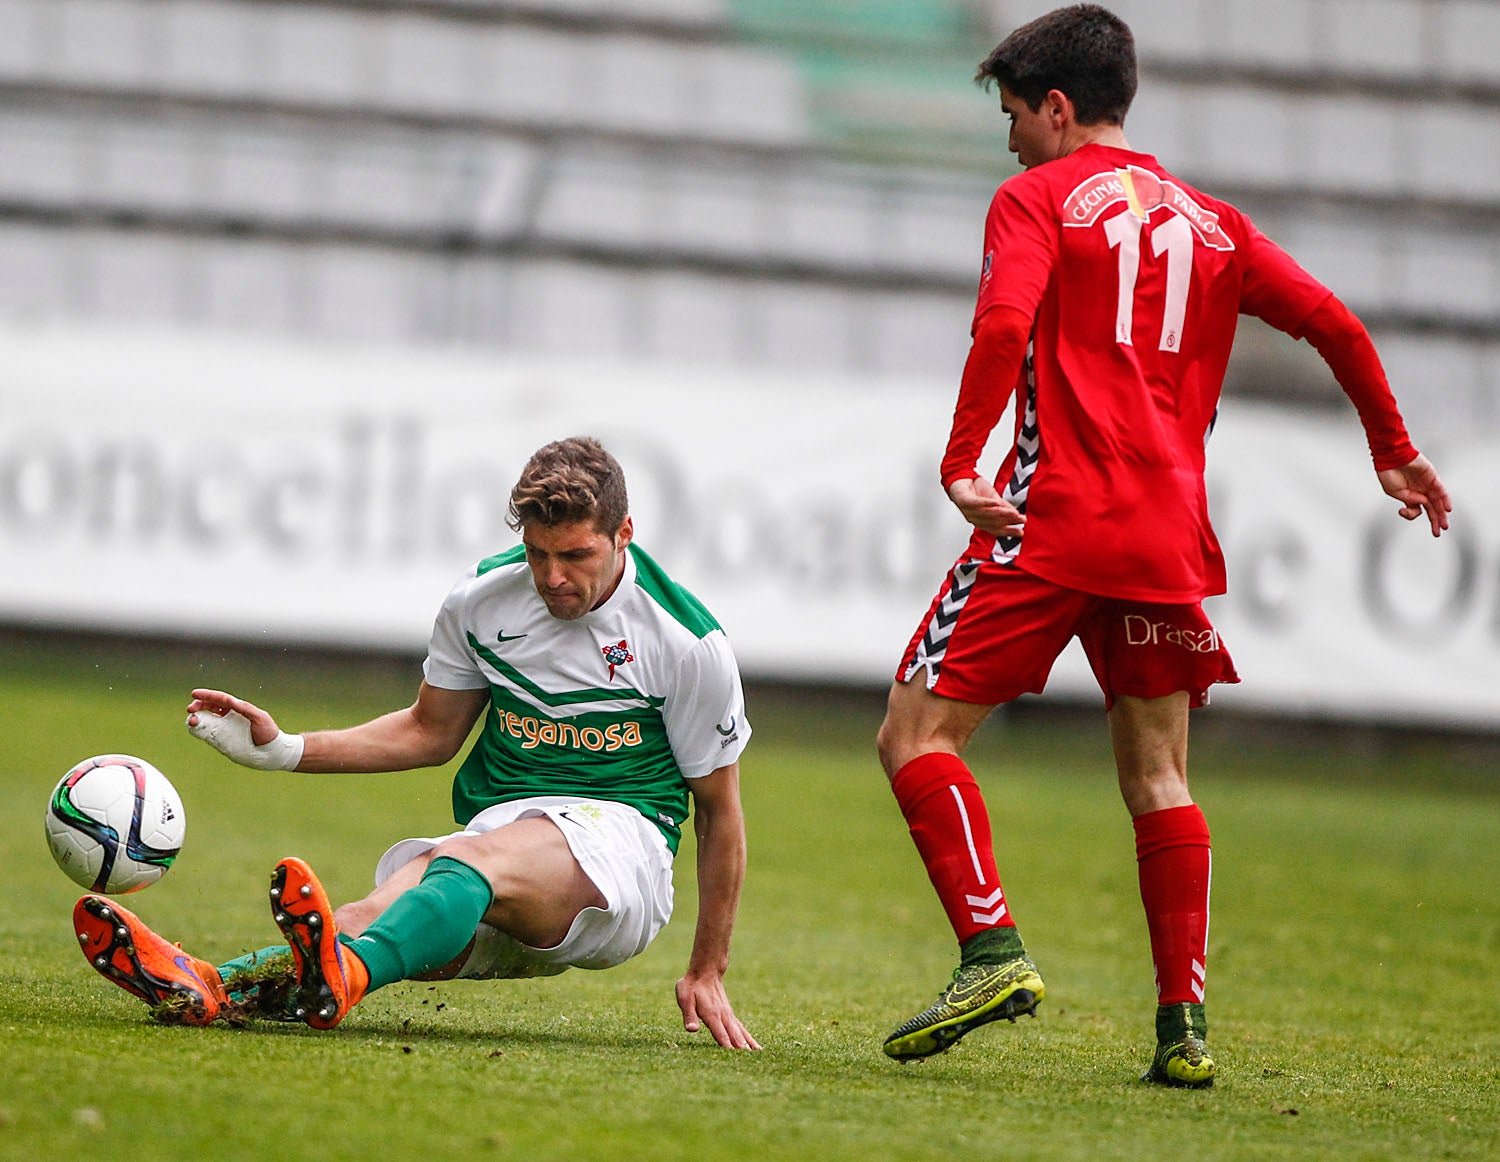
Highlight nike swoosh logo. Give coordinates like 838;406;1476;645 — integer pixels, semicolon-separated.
496;632;527;643
946;975;1010;1005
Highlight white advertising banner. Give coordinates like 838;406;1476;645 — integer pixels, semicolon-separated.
1;326;1495;729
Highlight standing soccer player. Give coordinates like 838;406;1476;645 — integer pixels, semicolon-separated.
73;436;760;1050
876;5;1450;1086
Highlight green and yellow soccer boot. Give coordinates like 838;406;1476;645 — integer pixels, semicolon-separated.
883;955;1045;1061
1142;1002;1215;1088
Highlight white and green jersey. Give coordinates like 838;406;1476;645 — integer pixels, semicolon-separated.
423;542;750;853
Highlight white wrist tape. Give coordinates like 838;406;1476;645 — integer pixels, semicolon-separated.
186;709;304;771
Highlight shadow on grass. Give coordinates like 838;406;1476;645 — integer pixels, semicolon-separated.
283;1016;684;1053
57;1004;701;1055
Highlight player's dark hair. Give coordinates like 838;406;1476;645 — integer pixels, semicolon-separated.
507;436;629;535
975;4;1136;126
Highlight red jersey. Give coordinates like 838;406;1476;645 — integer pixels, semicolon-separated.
942;143;1411;603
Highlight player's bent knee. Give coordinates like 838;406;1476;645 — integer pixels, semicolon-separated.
876;681;979;778
333;898;381;937
875;716;913;780
426;834;493;875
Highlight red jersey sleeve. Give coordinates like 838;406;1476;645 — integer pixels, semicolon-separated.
972;174;1059;332
1238;223;1416;469
944;173;1058;489
1237;223;1331;333
1292;297;1418;470
941;305;1032;490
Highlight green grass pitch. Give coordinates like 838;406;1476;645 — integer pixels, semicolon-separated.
2;633;1497;1161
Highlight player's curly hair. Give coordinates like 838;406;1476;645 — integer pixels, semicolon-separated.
975;4;1136;126
506;436;629;534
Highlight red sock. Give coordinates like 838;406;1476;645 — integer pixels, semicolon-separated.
1134;804;1212;1006
891;753;1014;944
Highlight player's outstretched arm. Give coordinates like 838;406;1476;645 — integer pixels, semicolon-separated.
676;762;761;1050
1287;295;1451;539
1377;452;1451;538
186;682;488;774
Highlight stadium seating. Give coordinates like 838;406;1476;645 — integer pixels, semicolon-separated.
0;0;1492;435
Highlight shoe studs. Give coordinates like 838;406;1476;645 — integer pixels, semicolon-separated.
77;931;89;944
270;886;281;901
300;884;312;899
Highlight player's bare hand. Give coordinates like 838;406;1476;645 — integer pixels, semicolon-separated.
948;476;1025;538
1377;453;1451;538
186;689;280;745
675;971;761;1049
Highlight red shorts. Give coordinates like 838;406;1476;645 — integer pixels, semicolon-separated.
897;560;1239;709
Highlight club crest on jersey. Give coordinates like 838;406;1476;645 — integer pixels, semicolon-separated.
602;639;634;680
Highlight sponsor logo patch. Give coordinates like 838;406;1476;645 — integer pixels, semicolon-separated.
1062;165;1236;251
497;710;645;753
1124;614;1221;653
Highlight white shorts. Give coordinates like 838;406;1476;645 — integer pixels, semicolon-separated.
373;796;674;979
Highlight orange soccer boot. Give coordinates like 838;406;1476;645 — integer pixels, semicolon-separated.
73;895;228;1025
268;857;369;1029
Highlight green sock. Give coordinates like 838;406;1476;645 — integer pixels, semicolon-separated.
216;944;294;1001
959;926;1027;967
348;855;494;992
1156;1002;1208;1045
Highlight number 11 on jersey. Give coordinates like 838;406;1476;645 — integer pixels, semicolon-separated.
1105;210;1194;352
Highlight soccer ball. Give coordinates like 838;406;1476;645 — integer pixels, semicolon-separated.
45;755;186;894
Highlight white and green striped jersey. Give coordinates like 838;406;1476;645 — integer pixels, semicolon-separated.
423;542;750;853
